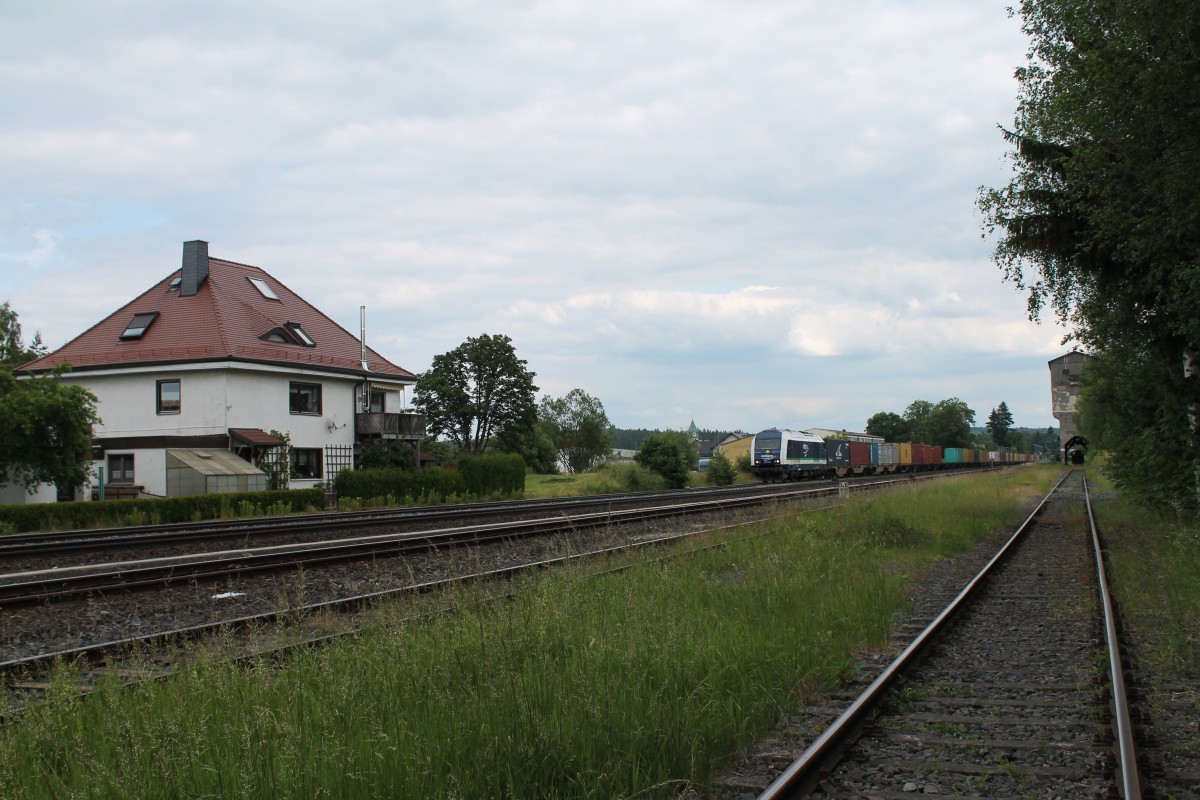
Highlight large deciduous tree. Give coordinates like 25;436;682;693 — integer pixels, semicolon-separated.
865;411;911;443
978;0;1200;505
0;368;100;492
414;334;538;456
539;388;613;474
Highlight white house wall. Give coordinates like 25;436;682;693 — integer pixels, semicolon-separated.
56;362;370;496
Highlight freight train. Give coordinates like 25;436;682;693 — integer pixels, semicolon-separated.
749;428;1035;482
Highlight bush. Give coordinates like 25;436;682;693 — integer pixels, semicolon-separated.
333;467;466;504
635;431;697;489
706;450;737;486
0;488;326;534
581;463;666;494
458;453;526;497
356;440;417;470
735;454;752;474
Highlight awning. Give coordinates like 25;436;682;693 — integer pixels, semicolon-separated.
229;428;285;447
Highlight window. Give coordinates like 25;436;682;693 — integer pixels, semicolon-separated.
260;323;316;347
157;379;181;414
289;382;322;415
286;322;316;347
290;448;323;480
107;454;135;484
248;276;280;300
120;312;159;339
369;389;386;413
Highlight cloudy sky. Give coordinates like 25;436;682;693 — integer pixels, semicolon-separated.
0;1;1070;436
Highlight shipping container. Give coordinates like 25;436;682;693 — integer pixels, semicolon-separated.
878;444;899;470
944;447;964;464
898;442;913;466
849;441;872;468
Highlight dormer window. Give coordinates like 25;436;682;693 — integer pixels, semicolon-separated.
168;277;182;290
248;276;280;300
260;322;316;347
120;312;159;339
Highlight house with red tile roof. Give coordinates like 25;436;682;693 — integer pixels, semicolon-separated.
5;241;424;503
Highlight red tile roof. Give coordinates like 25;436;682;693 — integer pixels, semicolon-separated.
21;257;416;381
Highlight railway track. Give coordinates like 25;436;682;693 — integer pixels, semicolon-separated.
743;470;1143;799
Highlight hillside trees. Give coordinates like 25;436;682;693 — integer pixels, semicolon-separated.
978;0;1200;505
414;334;538;456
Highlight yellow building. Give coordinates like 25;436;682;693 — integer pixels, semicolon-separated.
715;432;754;463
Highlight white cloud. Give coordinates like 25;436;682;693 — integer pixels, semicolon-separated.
0;0;1063;433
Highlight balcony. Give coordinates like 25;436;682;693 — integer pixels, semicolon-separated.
356;412;427;440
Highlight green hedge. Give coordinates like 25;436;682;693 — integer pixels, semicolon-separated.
0;488;326;534
333;466;467;503
458;453;526;496
333;456;525;504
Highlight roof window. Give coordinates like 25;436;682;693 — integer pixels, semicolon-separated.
120;312;160;339
168;276;182;290
248;276;280;300
286;322;316;347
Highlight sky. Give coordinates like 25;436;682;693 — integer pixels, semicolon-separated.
0;0;1071;436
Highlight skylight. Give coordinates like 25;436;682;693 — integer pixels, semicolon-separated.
120;312;159;339
248;276;280;300
287;322;316;347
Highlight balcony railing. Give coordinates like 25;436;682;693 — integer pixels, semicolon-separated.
355;412;427;440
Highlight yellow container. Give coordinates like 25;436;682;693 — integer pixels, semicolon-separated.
898;442;913;465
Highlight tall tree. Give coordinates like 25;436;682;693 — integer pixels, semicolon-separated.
539;388;613;474
0;368;100;492
986;401;1015;447
978;0;1200;504
1;301;47;370
414;334;538;456
865;411;911;443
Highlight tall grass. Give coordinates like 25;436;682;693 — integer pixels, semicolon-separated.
1089;469;1200;676
0;467;1060;799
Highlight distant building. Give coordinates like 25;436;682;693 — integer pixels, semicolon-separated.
1048;351;1091;463
715;432;753;464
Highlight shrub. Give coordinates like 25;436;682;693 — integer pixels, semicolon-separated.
635;430;697;489
457;453;526;497
0;488;325;534
706;450;737;486
333;467;466;504
356;440;417;470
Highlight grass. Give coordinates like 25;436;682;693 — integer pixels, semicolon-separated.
1089;468;1200;678
0;466;1063;799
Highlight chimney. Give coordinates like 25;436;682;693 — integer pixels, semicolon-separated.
180;240;209;297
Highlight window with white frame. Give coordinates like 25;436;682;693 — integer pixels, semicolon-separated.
157;379;181;414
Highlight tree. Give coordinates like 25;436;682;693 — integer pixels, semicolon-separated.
986;402;1015;447
1;301;47;370
635;430;697;489
539;389;613;474
922;398;977;449
490;419;558;474
0;368;100;492
978;0;1200;503
705;449;736;486
897;398;976;448
1078;345;1196;510
865;411;911;443
414;334;538;456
